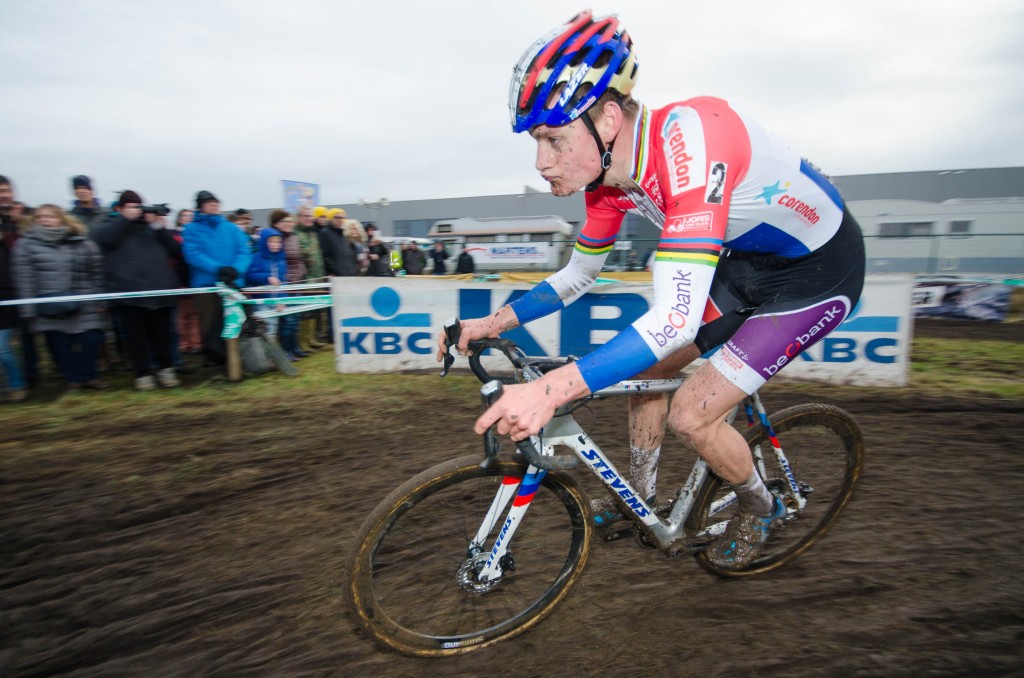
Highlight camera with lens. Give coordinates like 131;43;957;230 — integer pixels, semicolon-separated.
141;203;171;217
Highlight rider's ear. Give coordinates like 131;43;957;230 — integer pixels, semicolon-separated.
595;100;623;143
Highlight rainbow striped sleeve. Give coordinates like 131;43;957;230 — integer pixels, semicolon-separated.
574;230;617;257
654;236;723;268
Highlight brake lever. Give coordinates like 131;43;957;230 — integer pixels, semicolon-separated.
440;317;460;377
479;379;503;469
478;379;577;471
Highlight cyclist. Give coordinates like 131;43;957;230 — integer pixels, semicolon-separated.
438;10;865;570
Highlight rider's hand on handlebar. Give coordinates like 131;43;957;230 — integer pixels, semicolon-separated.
474;362;591;441
474;380;560;441
435;307;518;362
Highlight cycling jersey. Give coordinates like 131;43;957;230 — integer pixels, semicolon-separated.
508;96;862;394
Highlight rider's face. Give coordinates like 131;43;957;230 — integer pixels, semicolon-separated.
531;120;601;197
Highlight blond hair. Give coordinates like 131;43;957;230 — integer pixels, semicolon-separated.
32;204;88;236
343;218;367;243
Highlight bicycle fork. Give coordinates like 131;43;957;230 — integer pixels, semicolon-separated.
467;463;548;585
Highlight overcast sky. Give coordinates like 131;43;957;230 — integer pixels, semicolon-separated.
2;0;1021;213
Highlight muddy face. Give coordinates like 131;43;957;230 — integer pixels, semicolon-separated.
530;119;602;196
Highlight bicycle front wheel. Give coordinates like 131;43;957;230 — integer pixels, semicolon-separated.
689;403;864;577
348;454;591;656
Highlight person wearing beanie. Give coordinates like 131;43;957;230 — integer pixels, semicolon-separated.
69;175;105;237
195;190;219;210
92;190;182;391
312;206;329;233
181;190;252;365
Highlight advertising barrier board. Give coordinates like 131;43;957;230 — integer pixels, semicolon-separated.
332;274;914;387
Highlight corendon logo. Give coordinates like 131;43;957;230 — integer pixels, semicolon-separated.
661;107;706;195
762;303;846;377
778;194;821;225
665;211;713;234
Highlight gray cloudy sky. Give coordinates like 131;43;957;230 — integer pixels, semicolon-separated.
2;0;1021;213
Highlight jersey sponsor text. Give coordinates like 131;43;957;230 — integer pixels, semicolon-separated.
665;212;713;234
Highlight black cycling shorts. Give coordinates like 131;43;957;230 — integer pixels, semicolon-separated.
693;208;866;393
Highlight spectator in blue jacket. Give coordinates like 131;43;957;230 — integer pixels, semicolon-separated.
182;190;252;364
245;227;285;339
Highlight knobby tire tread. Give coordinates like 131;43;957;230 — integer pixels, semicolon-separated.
347;454;592;657
689;403;864;577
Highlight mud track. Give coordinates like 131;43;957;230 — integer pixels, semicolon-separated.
2;319;1022;676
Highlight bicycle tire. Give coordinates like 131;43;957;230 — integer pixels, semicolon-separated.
688;403;864;577
348;454;592;656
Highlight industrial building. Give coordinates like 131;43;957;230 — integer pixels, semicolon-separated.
252;167;1023;275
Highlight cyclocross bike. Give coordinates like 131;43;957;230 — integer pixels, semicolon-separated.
348;320;865;656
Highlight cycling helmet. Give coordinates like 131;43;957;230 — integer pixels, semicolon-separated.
509;10;638;134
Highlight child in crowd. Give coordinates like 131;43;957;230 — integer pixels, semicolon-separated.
245;227;286;340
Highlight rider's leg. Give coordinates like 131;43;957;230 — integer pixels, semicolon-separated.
627;344;702;500
666;360;773;515
592;345;702;525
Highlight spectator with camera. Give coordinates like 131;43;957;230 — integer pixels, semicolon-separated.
182;190;252;365
92;191;182;391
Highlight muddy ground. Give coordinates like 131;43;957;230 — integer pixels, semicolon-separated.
2;319;1022;676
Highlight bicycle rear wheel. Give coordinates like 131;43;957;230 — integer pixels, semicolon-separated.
688;403;864;577
348;454;591;656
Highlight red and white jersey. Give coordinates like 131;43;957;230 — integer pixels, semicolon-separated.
582;96;846;262
512;97;848;393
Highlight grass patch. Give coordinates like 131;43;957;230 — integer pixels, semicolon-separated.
911;336;1024;398
1;334;1019;440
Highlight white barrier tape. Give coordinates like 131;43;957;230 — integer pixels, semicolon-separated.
252;303;332;319
0;286;332;307
0;287;222;306
243;295;332;305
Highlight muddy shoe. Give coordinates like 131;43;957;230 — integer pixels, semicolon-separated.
590;495;655;527
706;496;786;571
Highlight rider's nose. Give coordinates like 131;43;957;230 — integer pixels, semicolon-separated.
536;146;554;173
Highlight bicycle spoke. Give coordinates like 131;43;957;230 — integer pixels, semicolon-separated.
350;456;590;653
689;404;863;576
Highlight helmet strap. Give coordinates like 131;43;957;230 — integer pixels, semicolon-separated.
581;111;614;192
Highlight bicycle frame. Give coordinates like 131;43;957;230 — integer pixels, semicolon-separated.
470;378;800;583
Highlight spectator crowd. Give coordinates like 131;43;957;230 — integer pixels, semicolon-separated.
0;174;454;403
